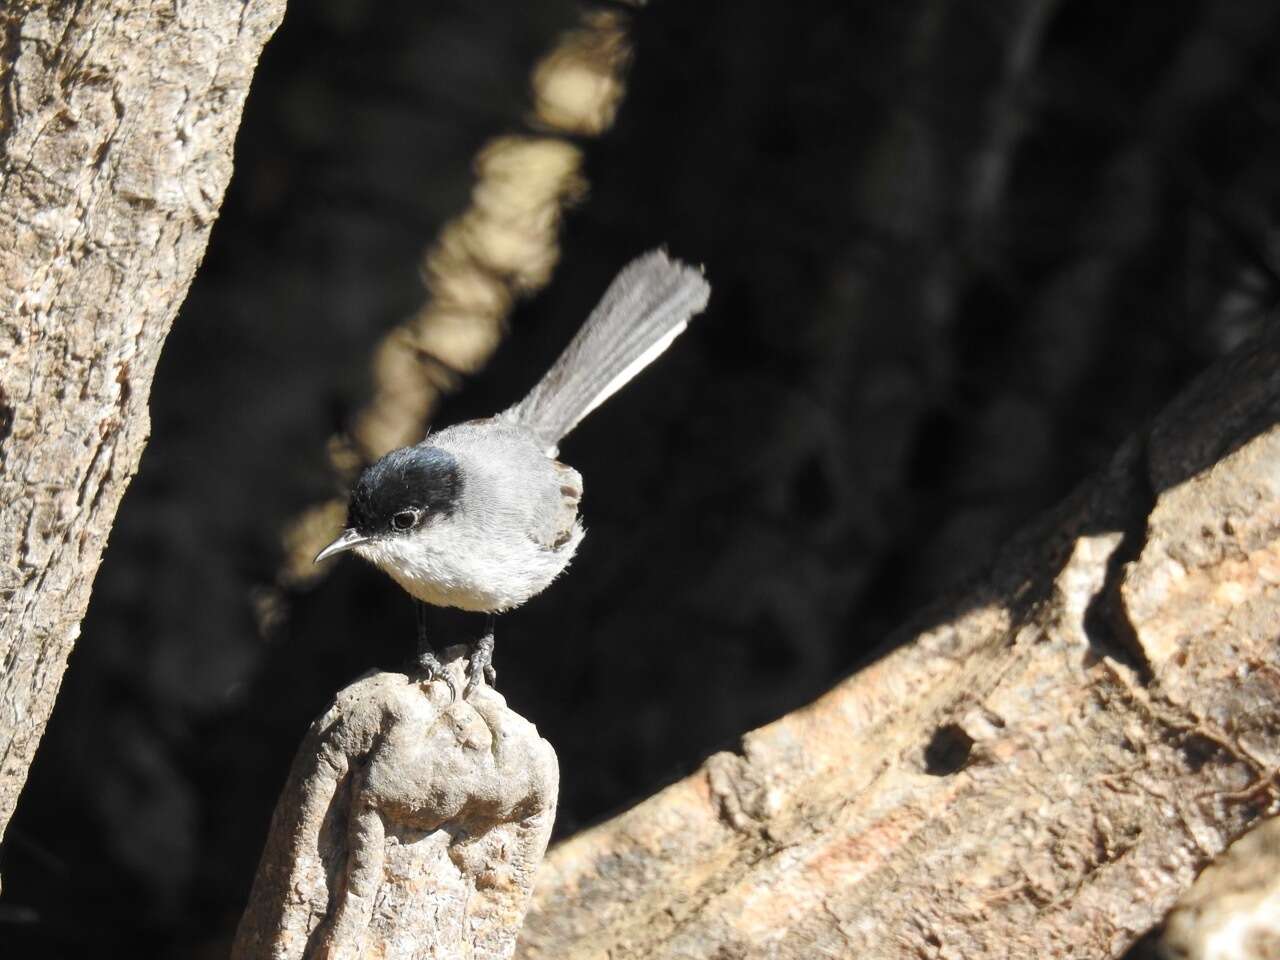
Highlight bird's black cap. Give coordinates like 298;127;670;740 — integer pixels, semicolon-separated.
347;445;462;535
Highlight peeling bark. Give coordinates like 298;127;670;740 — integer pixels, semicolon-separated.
0;0;285;850
516;328;1280;958
233;651;559;960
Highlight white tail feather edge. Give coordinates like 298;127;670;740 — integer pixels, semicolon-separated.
563;317;688;436
504;250;710;454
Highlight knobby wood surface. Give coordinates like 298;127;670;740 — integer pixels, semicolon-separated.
516;328;1280;959
233;652;559;960
0;0;285;850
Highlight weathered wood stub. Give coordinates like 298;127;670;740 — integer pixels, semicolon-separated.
234;652;559;960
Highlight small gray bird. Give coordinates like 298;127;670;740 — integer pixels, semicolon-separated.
315;250;711;698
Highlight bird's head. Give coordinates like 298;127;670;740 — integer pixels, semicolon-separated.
314;445;462;564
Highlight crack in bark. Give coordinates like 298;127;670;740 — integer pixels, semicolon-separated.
1084;436;1158;680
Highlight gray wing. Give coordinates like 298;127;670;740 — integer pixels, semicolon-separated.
433;419;581;551
530;460;581;550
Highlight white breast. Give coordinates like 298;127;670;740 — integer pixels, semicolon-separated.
356;518;584;613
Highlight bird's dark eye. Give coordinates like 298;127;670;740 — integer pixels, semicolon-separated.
391;510;417;531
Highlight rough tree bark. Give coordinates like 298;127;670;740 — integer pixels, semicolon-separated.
233;650;559;960
0;0;285;852
516;328;1280;958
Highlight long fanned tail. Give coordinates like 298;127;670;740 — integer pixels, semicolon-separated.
504;250;711;454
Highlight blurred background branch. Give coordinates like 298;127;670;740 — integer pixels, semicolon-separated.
282;8;633;586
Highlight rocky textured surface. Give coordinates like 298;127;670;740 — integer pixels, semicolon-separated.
234;650;558;960
516;328;1280;958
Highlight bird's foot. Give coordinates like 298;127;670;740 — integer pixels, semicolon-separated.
415;647;458;703
413;600;457;702
464;629;497;699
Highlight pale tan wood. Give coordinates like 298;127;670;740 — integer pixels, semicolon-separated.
233;651;559;960
516;327;1280;959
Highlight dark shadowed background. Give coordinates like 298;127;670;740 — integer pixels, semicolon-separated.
3;0;1280;956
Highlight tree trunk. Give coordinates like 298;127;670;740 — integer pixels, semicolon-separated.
516;327;1280;958
0;0;285;854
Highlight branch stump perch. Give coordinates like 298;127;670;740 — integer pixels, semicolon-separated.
234;649;559;960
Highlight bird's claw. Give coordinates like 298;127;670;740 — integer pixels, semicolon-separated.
464;661;496;699
463;631;497;699
414;601;457;702
416;649;457;703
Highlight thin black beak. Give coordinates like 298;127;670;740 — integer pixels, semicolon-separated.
314;528;370;563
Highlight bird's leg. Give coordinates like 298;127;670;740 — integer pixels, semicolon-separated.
464;613;497;698
414;600;457;702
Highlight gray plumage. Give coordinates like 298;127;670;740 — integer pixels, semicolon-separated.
357;419;585;612
320;249;711;617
